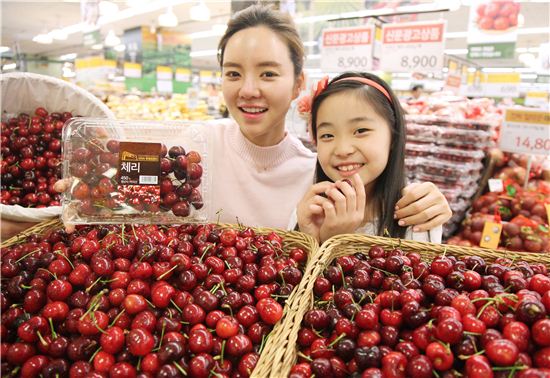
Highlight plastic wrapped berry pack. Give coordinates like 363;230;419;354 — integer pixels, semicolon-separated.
62;118;209;224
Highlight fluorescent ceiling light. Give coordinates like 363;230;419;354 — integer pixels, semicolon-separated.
33;33;53;44
190;1;210;22
60;53;77;60
514;67;534;73
520;74;537;79
91;43;104;50
158;7;178;27
2;63;17;70
114;44;126;52
188;28;225;39
104;30;121;47
303;41;318;47
0;46;10;53
50;28;68;41
190;49;217;57
99;1;119;16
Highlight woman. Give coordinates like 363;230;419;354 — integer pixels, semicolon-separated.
47;4;450;235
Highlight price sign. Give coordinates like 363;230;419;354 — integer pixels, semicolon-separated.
479;221;502;249
500;108;550;156
379;20;446;73
124;63;141;78
460;73;520;98
156;66;172;81
525;92;549;108
320;26;374;73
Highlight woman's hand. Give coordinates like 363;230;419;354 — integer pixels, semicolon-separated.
394;182;452;232
53;179;75;233
319;174;366;242
296;181;334;242
1;219;38;240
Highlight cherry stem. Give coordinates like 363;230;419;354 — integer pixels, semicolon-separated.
157;264;178;281
48;317;58;340
15;249;41;263
297;351;313;362
170;299;182;313
85;276;103;293
109;309;126;327
36;330;48;347
328;332;346;347
173;362;187;376
154;322;166;352
199;244;213;263
53;250;74;269
88;346;102;363
220;339;226;365
144;298;156;309
136;356;142;372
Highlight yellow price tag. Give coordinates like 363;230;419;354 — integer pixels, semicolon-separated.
479;221;503;249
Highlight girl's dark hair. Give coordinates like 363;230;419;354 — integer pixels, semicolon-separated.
310;72;407;238
217;4;305;78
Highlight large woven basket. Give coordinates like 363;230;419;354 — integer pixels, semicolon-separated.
0;219;318;377
255;233;550;378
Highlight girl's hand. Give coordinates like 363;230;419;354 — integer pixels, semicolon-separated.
53;178;76;233
394;181;452;232
296;181;334;242
319;173;366;242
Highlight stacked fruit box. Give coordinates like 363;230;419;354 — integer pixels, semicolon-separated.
405;115;497;238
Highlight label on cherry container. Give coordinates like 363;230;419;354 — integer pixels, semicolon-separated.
117;142;161;208
479;221;502;250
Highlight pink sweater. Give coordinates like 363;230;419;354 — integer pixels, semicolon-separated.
205;119;317;229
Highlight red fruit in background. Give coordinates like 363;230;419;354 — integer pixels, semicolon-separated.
486;339;519;366
465;355;494;378
126;328;155;356
485;2;501;18
426;342;453;371
534;348;550;368
381;351;407;378
532;319;550;347
256;298;283;325
503;321;530;351
479;16;494;30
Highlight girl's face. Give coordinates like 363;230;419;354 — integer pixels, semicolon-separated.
221;26;303;147
316;91;392;194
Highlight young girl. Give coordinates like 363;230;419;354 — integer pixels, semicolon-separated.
297;72;442;243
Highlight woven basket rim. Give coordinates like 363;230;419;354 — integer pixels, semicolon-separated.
258;233;550;377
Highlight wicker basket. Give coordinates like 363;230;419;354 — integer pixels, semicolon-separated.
255;233;550;377
0;219;318;377
0;218;63;248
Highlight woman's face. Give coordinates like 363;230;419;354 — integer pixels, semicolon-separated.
221;26;303;146
315;91;392;195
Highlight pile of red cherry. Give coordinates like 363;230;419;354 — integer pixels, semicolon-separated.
290;247;550;378
69;140;204;217
1;107;67;207
1;223;307;377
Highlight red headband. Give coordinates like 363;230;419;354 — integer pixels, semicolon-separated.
332;77;393;103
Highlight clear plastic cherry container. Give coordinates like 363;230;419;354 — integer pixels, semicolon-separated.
61;118;209;224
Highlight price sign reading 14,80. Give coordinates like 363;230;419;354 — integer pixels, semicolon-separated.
400;55;438;70
338;56;369;69
515;136;550;153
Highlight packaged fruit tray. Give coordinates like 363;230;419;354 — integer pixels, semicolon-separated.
61;118;209;224
405;114;496;132
406;123;492;148
255;234;550;377
0;219;318;377
405;157;484;177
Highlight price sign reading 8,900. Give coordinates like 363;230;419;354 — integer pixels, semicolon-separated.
400;55;438;70
337;56;369;69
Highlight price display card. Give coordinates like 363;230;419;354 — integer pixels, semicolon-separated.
379;20;446;73
500;108;550;156
321;26;374;73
